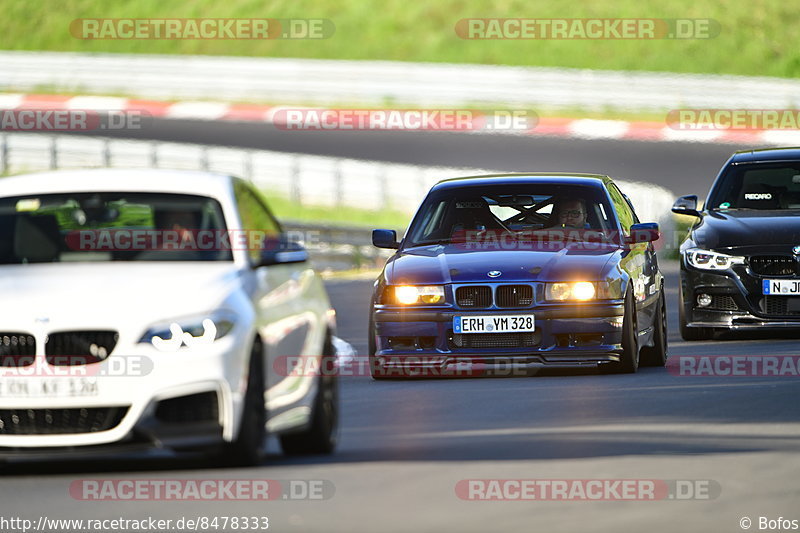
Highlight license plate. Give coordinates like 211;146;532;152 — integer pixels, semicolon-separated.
453;314;535;333
762;279;800;295
0;378;99;398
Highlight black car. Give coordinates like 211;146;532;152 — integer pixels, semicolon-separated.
674;147;800;340
369;173;667;378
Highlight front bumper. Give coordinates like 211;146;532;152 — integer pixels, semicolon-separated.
0;333;248;451
372;302;625;376
681;263;800;330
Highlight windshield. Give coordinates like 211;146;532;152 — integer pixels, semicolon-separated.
404;183;618;248
707;162;800;210
0;192;232;264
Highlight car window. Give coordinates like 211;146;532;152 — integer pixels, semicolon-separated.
406;183;618;247
607;183;635;234
708;163;800;210
233;182;282;264
0;192;232;264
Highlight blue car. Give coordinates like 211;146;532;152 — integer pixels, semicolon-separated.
368;173;667;378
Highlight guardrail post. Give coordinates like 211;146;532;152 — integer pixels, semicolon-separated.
0;134;7;174
291;156;302;205
379;166;389;210
244;151;253;181
103;139;112;166
200;147;209;171
334;161;343;207
49;136;58;170
150;141;158;167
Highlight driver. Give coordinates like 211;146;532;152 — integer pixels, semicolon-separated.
550;198;589;229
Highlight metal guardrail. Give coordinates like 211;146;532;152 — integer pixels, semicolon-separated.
0;132;677;269
2;51;800;112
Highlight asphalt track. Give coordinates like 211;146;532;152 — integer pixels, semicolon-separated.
66;118;754;198
1;125;798;533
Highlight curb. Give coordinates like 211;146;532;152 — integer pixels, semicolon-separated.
2;93;795;146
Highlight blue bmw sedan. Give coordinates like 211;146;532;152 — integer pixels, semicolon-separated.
369;173;667;378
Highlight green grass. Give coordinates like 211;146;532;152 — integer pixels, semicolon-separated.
1;0;799;79
262;191;409;229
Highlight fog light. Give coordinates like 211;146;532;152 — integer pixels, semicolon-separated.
697;293;712;307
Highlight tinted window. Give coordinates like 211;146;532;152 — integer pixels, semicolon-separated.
607;183;635;234
0;192;231;264
233;182;281;264
405;183;617;247
708;162;800;210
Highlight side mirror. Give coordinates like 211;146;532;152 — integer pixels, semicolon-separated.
672;195;701;217
627;222;660;244
372;229;399;249
258;235;308;267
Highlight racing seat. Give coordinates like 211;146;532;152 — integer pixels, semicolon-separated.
451;201;506;233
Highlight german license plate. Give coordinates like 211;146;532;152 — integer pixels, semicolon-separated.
453;314;535;333
0;378;99;398
762;279;800;295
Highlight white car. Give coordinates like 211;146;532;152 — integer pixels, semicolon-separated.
0;169;338;463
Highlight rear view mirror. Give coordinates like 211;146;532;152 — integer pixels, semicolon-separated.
372;229;399;249
258;235;308;267
627;222;660;244
672;195;701;217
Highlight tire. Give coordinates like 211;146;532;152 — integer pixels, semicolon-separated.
679;286;712;341
617;287;640;373
641;289;668;367
280;334;339;455
220;339;266;466
368;315;389;380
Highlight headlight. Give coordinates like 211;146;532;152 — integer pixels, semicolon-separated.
393;285;445;305
139;311;237;352
684;248;744;271
545;281;620;301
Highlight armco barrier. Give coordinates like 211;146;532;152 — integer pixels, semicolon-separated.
2;51;800;112
0;132;676;269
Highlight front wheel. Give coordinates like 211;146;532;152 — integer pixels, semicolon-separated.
641;289;668;366
617;288;640;373
219;339;266;466
280;335;339;455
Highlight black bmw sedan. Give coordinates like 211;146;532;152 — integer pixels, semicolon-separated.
369;173;667;378
674;147;800;340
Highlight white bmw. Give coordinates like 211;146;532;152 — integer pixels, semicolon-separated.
0;169;338;463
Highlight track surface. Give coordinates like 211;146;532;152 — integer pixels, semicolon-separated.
1;128;797;532
66;118;754;197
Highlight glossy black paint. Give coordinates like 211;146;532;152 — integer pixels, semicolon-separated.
679;147;800;332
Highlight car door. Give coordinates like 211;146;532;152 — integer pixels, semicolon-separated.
233;181;327;422
607;183;658;335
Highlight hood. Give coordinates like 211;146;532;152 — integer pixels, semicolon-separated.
693;210;800;254
0;262;242;331
385;242;620;285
